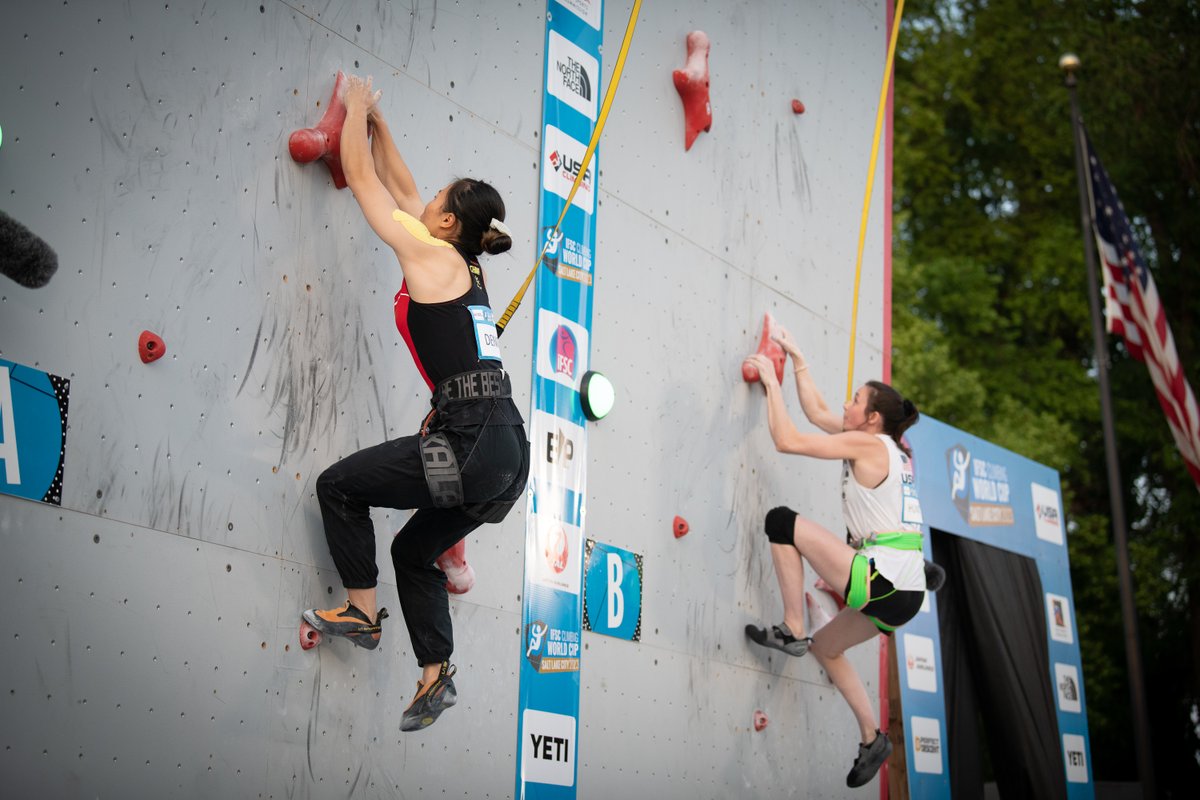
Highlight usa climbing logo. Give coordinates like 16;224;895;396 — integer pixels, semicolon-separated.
536;309;589;391
1032;482;1064;545
548;30;598;120
542;124;595;214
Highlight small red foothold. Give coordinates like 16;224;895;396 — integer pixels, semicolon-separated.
753;710;769;731
672;31;713;151
288;71;350;189
791;99;805;115
138;330;166;364
673;515;690;538
742;312;785;383
436;539;476;594
299;620;321;650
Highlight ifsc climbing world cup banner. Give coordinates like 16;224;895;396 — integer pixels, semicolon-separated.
516;1;603;797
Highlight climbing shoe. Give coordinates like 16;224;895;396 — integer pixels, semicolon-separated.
745;622;812;656
301;602;388;650
846;730;893;787
400;662;458;732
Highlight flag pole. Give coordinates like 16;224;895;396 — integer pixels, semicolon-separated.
1060;52;1156;796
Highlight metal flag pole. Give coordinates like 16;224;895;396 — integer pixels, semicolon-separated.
1060;52;1156;797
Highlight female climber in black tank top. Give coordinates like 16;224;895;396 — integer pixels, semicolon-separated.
301;74;529;733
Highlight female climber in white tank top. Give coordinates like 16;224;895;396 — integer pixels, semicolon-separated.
742;322;926;790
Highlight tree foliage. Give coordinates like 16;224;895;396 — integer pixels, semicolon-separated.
892;0;1200;793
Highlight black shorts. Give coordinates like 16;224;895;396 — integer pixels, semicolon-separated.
844;558;924;634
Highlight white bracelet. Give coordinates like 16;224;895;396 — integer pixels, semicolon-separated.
794;364;808;374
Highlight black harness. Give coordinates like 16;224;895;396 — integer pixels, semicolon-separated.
419;369;514;517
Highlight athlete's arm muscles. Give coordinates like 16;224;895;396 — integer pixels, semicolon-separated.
368;110;425;218
343;92;451;284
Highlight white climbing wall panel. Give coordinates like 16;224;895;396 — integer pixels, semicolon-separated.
0;1;892;796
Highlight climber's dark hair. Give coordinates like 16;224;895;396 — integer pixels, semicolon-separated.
442;178;511;257
865;380;919;457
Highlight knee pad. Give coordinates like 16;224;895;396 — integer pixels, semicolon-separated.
763;506;798;545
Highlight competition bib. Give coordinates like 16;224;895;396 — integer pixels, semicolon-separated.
469;305;502;361
900;453;924;526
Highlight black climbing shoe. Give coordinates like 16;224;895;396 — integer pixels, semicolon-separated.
846;730;893;787
745;622;811;656
400;662;458;732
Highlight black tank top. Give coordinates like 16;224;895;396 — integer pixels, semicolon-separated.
393;250;523;428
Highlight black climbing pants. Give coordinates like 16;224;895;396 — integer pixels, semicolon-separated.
316;422;528;665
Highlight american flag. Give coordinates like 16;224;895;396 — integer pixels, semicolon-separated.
1086;132;1200;488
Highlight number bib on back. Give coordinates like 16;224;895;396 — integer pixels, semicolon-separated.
469;305;502;361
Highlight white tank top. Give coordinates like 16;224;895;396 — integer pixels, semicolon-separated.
841;434;926;590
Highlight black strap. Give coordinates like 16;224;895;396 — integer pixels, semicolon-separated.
435;370;511;402
419;432;464;508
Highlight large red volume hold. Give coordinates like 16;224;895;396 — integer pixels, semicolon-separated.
288;71;350;189
138;330;166;364
741;312;785;383
436;539;476;594
672;31;712;151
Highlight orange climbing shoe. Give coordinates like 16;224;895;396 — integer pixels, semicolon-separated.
301;601;388;650
400;662;458;732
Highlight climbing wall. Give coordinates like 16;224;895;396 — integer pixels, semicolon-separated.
0;1;892;797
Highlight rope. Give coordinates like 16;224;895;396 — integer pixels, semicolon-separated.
846;0;905;400
496;0;643;337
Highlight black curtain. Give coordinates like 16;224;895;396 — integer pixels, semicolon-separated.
933;531;1067;799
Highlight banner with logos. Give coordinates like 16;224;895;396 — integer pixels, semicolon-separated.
0;359;69;506
901;416;1092;798
516;2;603;797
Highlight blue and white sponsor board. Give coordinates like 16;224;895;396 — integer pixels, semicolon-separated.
516;2;604;797
583;540;643;641
901;416;1093;798
0;359;69;505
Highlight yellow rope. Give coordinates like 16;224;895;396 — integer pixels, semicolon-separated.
846;0;905;400
496;0;643;336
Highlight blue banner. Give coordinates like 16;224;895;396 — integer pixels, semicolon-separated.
516;1;604;797
0;359;69;505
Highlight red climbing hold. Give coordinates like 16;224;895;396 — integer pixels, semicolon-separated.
815;576;847;611
288;71;350;189
741;312;785;384
753;710;769;732
672;31;712;151
299;619;322;650
791;99;806;115
436;539;476;594
673;515;689;539
138;330;166;364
